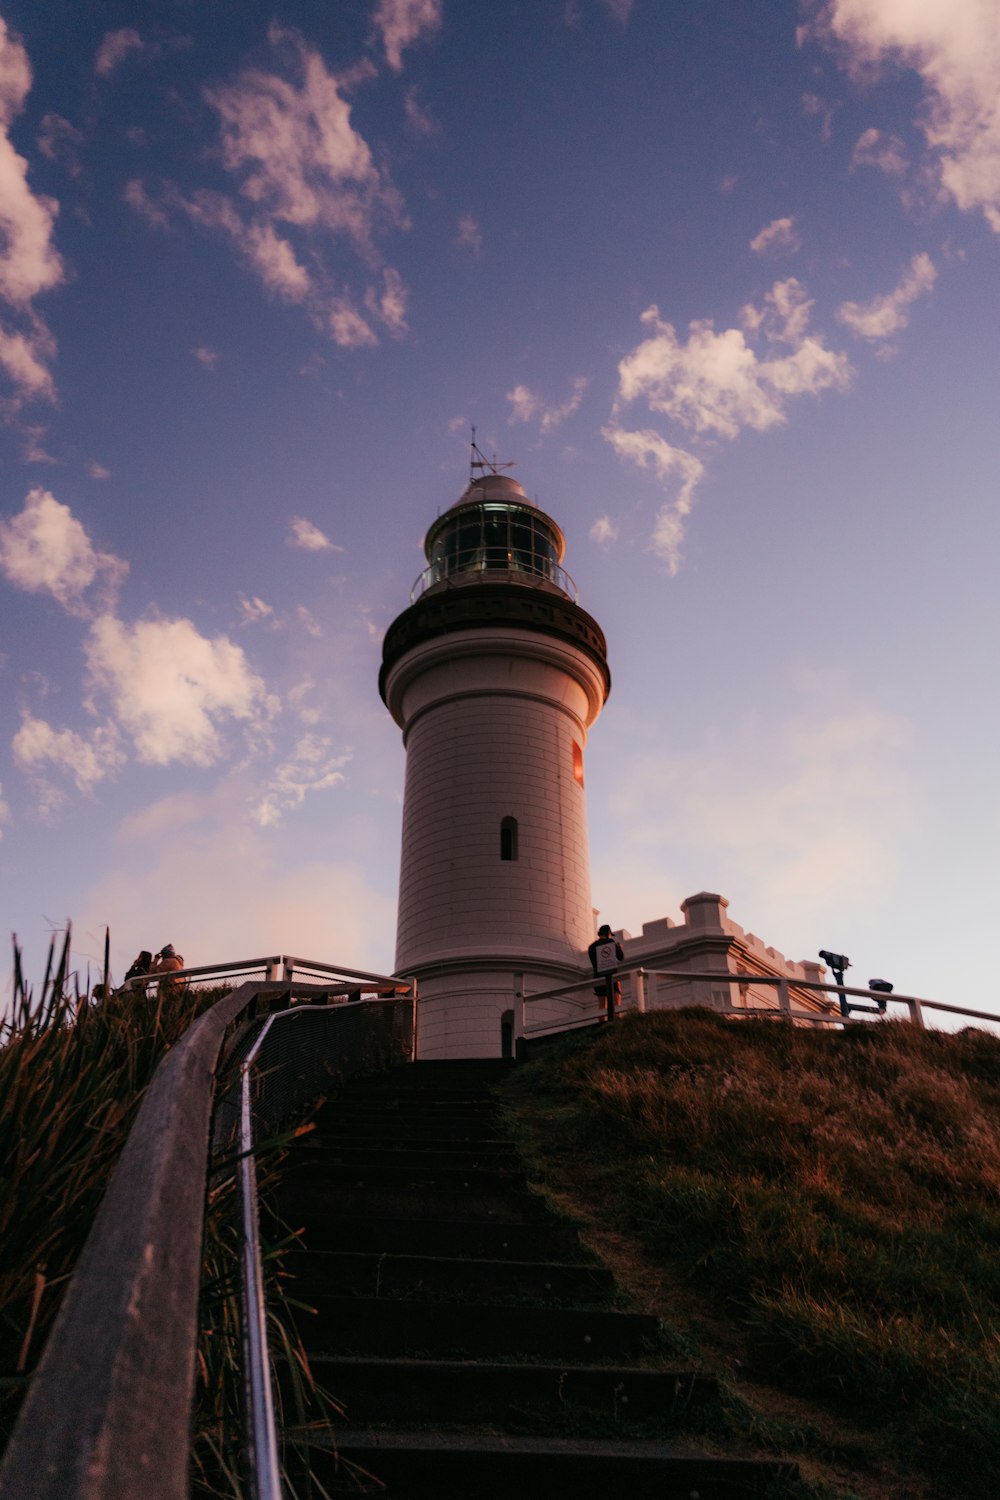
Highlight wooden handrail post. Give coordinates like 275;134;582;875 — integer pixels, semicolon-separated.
513;975;525;1060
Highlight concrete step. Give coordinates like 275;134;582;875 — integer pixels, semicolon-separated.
275;1210;589;1263
318;1094;503;1116
287;1249;616;1305
282;1172;551;1225
275;1062;800;1496
287;1428;794;1498
354;1060;515;1086
295;1294;661;1361
311;1119;515;1148
288;1158;524;1189
297;1355;717;1430
293;1142;521;1171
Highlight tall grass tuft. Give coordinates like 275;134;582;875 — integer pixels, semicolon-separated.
0;931;332;1495
504;1010;1000;1497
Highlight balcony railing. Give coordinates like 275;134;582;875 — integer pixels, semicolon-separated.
411;550;578;602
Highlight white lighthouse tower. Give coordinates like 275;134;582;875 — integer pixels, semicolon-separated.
380;457;611;1057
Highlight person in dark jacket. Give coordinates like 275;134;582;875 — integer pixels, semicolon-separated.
124;950;153;983
588;924;624;1011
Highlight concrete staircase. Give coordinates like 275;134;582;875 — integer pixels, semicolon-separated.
275;1059;795;1497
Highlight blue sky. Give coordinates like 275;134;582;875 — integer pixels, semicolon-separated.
0;0;998;1019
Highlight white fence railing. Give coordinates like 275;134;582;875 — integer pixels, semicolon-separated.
513;967;1000;1049
123;953;414;995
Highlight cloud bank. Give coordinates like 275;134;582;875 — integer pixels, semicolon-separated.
815;0;1000;232
0;20;66;403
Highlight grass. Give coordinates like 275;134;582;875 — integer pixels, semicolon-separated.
0;929;335;1496
501;1009;1000;1500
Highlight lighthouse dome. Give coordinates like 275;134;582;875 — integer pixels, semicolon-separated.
413;472;573;601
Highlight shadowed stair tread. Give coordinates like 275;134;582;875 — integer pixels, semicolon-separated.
295;1145;521;1170
275;1212;591;1260
289;1427;795;1498
288;1248;615;1302
295;1294;660;1359
300;1354;718;1422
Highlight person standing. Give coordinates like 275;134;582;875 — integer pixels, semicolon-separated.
588;924;623;1017
150;944;186;997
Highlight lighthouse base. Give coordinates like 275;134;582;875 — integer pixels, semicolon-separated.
404;960;595;1059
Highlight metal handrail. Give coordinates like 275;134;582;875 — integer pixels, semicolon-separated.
238;1011;286;1500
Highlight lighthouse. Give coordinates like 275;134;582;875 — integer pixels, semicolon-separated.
380;458;611;1057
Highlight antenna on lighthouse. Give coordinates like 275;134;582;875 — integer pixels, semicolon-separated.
469;426;515;480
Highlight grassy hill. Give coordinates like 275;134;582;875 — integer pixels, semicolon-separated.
501;1009;1000;1500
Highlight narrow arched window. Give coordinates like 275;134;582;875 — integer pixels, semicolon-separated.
500;816;518;861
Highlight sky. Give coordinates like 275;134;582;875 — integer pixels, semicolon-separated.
0;0;998;1023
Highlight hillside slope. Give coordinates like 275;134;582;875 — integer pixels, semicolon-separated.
501;1010;1000;1500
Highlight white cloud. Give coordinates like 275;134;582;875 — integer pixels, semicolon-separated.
20;421;54;463
851;126;908;177
181;190;312;301
0;781;9;835
601;424;704;576
288;516;340;552
127;27;409;346
288;678;322;723
364;266;408;336
589;516;618;546
0;20;65;403
749;216;801;256
13;712;124;792
238;594;274;626
328;295;378;347
88;461;112;480
800;92;835;143
507;376;588;433
837;251;937;341
297;605;322;638
814;0;1000;232
404;87;437;136
206;25;405;249
0;488;127;616
85;614;269;767
0;319;56;401
616;281;851;441
252;734;351;826
123;178;171;231
372;0;443;72
456;213;483;256
94;28;143;78
36;114;84;177
192;345;219;370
